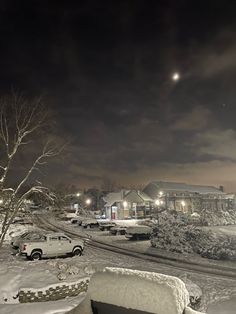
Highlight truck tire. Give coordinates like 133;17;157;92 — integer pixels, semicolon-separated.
73;247;82;256
30;250;42;260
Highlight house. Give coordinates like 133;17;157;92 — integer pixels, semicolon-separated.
143;181;234;213
103;190;154;220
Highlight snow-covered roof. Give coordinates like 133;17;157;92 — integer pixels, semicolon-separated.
147;181;224;195
103;190;130;207
135;191;153;201
103;190;153;207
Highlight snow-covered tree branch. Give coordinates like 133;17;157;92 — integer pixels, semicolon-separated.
0;94;63;248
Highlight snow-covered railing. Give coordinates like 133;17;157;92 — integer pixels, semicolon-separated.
74;267;206;314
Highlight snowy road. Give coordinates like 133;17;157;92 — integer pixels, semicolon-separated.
208;296;236;314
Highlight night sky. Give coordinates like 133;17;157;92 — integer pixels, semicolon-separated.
1;0;236;191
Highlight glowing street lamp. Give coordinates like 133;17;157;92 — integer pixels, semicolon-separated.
0;199;3;205
85;198;91;205
159;191;163;197
155;199;160;206
76;193;81;197
123;201;128;208
181;200;186;207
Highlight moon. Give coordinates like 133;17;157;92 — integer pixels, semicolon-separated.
172;72;180;81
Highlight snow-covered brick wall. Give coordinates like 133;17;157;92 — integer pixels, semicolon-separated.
19;277;90;303
88;267;189;314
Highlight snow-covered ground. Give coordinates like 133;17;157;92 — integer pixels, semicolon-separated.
1;217;236;313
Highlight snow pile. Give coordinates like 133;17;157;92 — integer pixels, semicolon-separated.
86;267;189;314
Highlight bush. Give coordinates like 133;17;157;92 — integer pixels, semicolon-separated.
151;211;236;260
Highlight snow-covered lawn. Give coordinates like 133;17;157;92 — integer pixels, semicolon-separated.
204;225;236;236
1;218;236;313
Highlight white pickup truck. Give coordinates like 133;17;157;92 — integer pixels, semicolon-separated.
19;232;84;260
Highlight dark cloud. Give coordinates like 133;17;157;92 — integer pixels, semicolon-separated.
1;1;236;190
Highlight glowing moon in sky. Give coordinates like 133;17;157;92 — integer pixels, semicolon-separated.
172;72;180;81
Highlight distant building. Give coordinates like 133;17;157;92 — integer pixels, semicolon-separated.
103;190;154;220
143;181;235;213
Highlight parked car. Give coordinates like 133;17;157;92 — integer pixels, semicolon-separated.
99;221;116;231
70;218;81;224
110;225;127;235
11;230;46;251
19;232;84;260
125;225;152;240
81;219;99;229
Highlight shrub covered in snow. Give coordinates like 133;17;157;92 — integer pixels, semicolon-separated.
151;211;236;260
200;207;236;226
57;272;67;281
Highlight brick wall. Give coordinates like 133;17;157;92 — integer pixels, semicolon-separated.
19;277;90;303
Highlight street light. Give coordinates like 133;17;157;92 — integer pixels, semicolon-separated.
0;199;3;205
85;198;91;205
159;191;163;197
123;201;128;208
76;193;81;197
181;200;186;207
155;199;160;206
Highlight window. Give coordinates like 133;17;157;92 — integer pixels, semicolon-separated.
49;236;59;241
59;236;69;241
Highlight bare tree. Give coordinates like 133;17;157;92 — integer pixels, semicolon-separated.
0;94;63;247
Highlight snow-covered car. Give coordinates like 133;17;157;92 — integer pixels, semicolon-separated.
109;226;127;235
19;232;84;260
99;221;116;231
11;230;46;251
70;217;81;224
81;219;99;229
125;225;152;240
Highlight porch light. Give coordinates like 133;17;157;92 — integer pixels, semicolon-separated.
123;201;128;208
